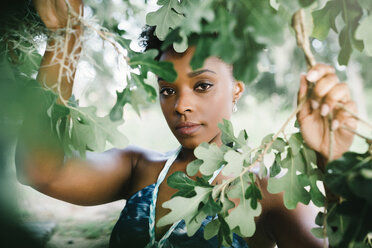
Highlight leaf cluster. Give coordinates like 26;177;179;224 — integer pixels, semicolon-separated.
312;152;372;247
146;0;289;83
267;133;325;209
312;0;371;65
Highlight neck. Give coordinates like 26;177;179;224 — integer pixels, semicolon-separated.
177;147;196;163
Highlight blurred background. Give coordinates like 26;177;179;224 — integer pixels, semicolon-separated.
1;0;371;247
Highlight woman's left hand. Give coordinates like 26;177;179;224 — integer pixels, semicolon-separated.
297;64;357;162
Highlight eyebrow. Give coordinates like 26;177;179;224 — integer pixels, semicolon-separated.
158;69;216;82
187;69;216;77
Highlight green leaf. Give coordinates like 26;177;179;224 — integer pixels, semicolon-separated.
218;119;248;150
311;0;341;40
146;0;185;40
308;169;325;207
68;106;128;157
110;72;157;121
180;0;214;34
221;150;245;177
129;49;177;82
278;0;301;12
201;195;222;216
311;227;324;239
167;171;197;198
16;48;42;77
47;102;70;140
207;8;241;64
224;172;260;237
272;137;286;153
189;36;213;70
227;172;251;199
338;26;353;65
358;0;372;11
288;132;303;156
157;186;212;236
115;36;134;57
186;159;203;176
355;15;372;56
242;0;285;45
245;181;263;209
194;143;225;176
347;162;372;205
261;133;274;145
338;0;364;65
325;152;367;199
267;151;311;209
218;215;233;247
204;218;220;240
270;153;282;177
225;198;261;237
261;133;274;152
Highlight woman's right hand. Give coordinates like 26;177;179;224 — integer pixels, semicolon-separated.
33;0;83;30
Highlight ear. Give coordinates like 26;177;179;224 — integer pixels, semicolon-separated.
233;81;245;102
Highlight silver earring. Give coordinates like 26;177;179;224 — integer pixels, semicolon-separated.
232;101;238;112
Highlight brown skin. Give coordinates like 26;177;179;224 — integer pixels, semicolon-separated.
16;1;357;247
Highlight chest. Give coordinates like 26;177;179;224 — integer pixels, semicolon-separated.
154;162;187;240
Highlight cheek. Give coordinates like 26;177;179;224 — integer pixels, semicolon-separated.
202;88;233;125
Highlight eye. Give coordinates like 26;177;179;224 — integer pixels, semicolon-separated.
194;81;213;92
159;87;176;96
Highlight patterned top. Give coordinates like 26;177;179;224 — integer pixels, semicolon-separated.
109;148;248;248
109;183;248;248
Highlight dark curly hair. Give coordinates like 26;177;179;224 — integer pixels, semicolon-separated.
139;25;164;60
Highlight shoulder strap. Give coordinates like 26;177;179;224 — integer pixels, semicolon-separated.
148;146;182;247
147;146;223;247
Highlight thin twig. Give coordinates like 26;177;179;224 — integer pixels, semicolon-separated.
213;97;307;198
340;124;372;144
65;0;130;63
56;8;72;106
328;113;334;161
336;103;372;130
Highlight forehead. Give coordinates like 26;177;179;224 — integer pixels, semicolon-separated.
159;47;232;79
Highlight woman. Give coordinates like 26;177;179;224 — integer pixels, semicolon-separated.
16;0;357;247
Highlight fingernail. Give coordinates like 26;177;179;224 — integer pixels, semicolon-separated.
307;71;319;82
332;120;339;130
321;104;330;116
311;100;319;110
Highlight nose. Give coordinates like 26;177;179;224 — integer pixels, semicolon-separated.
174;89;193;114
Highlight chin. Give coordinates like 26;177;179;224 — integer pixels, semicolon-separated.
176;134;220;150
177;138;201;150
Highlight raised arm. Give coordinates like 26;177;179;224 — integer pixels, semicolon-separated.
33;0;82;101
15;0;136;206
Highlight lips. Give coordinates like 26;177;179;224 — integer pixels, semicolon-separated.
175;122;202;135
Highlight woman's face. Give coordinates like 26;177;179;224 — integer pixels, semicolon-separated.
158;47;244;149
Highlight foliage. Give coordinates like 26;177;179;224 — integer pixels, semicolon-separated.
311;0;370;65
312;152;372;247
1;0;372;247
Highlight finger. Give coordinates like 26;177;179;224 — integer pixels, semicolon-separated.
332;101;357;130
297;75;312;121
311;74;339;104
298;74;308;103
306;64;336;83
320;83;350;117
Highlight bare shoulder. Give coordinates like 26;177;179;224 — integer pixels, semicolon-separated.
121;145;171;198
